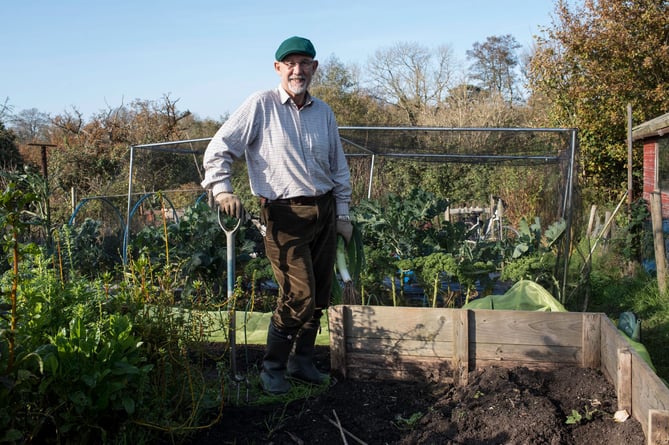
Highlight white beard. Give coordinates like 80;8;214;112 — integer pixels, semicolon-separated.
288;76;309;95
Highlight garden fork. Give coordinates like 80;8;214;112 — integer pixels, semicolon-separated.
217;208;248;403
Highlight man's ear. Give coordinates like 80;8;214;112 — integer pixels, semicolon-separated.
274;61;282;74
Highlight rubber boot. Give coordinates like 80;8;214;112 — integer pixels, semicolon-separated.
260;322;296;394
287;317;329;385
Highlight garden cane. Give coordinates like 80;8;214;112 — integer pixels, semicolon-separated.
217;208;248;402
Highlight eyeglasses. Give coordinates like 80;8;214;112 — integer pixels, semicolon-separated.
281;60;314;70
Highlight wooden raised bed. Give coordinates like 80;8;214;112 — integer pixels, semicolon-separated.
328;305;669;444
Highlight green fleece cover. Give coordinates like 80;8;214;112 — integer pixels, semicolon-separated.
617;329;656;371
208;311;330;346
462;280;567;312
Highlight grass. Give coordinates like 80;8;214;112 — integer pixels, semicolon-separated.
625;283;669;382
205;310;330;345
582;248;669;383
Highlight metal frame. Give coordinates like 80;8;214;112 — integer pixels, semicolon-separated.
121;128;578;292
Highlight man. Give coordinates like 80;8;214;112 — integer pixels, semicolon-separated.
201;36;353;394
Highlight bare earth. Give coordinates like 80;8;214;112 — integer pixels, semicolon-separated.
188;345;645;445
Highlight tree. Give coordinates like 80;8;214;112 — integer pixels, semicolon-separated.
0;122;22;171
44;95;198;223
0;97;12;122
366;41;456;125
311;55;388;126
10;108;51;144
528;0;669;202
466;34;522;104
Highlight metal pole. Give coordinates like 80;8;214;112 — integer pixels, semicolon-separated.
367;154;376;200
561;129;578;301
124;145;135;264
40;145;51;246
70;187;76;225
27;143;56;246
627;104;633;210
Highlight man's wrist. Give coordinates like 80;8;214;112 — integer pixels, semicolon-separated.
336;215;351;222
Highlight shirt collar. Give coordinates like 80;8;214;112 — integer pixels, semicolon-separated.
277;85;313;107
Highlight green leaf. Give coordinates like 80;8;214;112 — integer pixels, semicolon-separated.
122;396;136;415
512;243;530;259
565;409;582;424
544;219;566;247
1;429;24;442
69;390;89;408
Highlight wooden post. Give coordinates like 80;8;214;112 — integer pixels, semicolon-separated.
328;306;348;378
616;348;632;414
581;313;600;368
27;142;56;247
648;409;669;445
650;192;667;293
453;309;469;386
602;210;613;250
587;205;597;238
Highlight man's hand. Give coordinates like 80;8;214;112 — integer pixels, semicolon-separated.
336;219;353;244
215;192;243;219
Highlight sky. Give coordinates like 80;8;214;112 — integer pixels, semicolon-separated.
3;0;559;121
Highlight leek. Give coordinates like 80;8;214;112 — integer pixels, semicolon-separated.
336;235;360;304
336;235;352;283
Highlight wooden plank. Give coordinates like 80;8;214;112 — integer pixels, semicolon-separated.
345;342;580;368
600;316;624;383
345;352;453;383
328;305;348;378
632;353;669;438
472;360;570;371
600;314;669;439
587;204;597;237
471;310;582;346
347;367;455;384
617;348;632;413
582;313;601;368
343;305;454;342
345;321;453;342
651;191;668;292
345;338;453;357
472;343;581;365
648;410;669;445
453;309;469;386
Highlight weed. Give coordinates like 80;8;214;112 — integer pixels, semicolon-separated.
452;407;467;420
565;406;599;424
393;411;424;430
264;402;291;439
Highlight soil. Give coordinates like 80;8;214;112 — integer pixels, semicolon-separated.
187;345;645;445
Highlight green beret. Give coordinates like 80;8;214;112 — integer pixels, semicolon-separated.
275;36;316;61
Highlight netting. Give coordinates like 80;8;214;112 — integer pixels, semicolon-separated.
339;127;573;165
338;127;576;226
66;128;577;276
